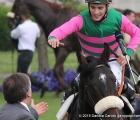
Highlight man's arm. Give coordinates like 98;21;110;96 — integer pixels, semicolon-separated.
48;15;83;48
48;15;83;40
36;24;41;38
121;15;140;57
17;114;36;120
11;26;21;39
29;107;38;120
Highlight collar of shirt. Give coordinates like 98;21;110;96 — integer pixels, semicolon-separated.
23;19;32;23
20;102;30;112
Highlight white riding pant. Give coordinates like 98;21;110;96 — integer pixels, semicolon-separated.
108;60;122;87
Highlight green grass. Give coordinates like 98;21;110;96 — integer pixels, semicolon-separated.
0;78;3;85
1;47;140;120
32;92;63;120
0;47;78;73
0;47;78;120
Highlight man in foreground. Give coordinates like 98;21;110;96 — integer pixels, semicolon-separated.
0;73;49;120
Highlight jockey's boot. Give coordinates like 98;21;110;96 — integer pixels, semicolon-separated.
122;81;140;109
61;74;80;104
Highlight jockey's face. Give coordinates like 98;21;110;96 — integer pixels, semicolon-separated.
89;4;107;21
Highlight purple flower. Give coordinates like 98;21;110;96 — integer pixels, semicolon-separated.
30;69;77;92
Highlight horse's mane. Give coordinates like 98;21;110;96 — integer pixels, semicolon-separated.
19;0;63;14
80;57;110;79
43;0;63;13
76;43;110;77
12;0;20;11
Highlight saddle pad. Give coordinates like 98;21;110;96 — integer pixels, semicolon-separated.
56;93;78;120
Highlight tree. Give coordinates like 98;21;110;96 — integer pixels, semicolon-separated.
36;27;49;71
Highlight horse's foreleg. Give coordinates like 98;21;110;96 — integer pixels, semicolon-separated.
53;48;70;97
54;64;68;89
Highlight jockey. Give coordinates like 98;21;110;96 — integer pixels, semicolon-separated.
48;0;140;108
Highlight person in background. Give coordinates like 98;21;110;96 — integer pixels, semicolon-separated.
122;9;136;79
0;73;48;120
10;7;47;98
47;0;140;108
123;9;136;23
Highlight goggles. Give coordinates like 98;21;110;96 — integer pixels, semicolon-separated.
85;0;109;3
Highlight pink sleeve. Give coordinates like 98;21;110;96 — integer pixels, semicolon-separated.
121;15;140;52
48;15;83;40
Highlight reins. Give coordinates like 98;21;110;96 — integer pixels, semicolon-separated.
118;66;125;96
106;43;125;96
84;64;122;119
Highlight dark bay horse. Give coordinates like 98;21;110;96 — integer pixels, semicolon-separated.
7;0;80;96
66;43;138;120
63;44;140;120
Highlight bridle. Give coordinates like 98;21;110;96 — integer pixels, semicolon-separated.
13;15;21;28
83;64;108;120
83;63;124;119
84;64;105;108
7;0;25;28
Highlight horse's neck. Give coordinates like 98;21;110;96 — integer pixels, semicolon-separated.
25;0;59;36
27;0;57;18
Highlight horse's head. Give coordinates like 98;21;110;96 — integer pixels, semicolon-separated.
78;43;117;103
77;43;124;119
7;0;27;29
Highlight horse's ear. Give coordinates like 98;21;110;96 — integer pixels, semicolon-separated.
76;47;87;67
100;43;110;62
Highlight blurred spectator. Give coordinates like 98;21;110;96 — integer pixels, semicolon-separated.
10;7;47;98
123;9;136;23
122;9;136;79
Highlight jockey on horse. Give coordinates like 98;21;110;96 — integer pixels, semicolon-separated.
48;0;140;109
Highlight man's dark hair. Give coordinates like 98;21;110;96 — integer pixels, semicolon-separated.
123;9;135;16
2;73;30;103
20;7;31;18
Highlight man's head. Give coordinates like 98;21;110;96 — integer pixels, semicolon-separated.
123;9;136;23
85;0;110;22
20;7;31;20
2;73;32;104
